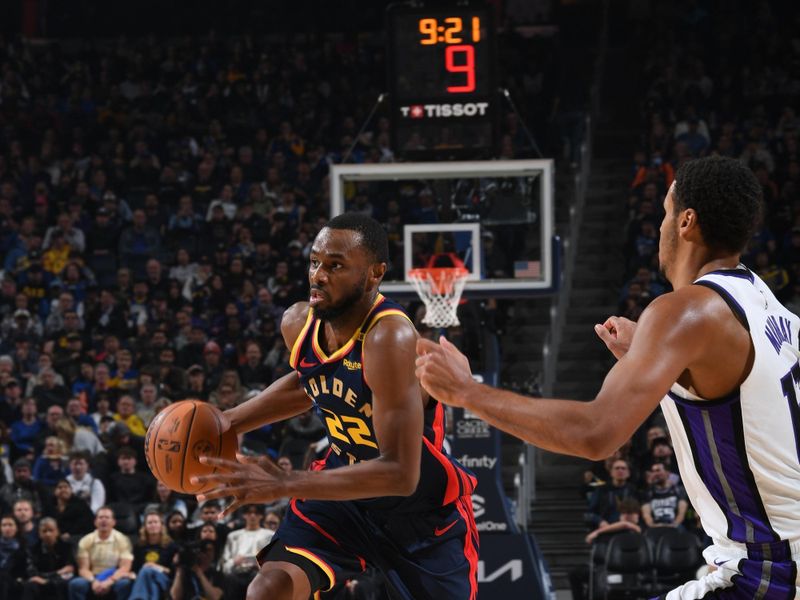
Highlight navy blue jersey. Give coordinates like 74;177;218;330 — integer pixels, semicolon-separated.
289;294;476;512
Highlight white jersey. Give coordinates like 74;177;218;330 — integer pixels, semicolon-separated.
661;267;800;557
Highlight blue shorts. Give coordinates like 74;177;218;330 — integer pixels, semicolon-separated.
258;496;479;600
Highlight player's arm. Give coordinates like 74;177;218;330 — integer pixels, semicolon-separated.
224;302;313;434
416;292;704;460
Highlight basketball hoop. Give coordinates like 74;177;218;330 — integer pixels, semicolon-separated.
408;266;469;328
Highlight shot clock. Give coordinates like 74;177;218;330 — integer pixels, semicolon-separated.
387;3;497;159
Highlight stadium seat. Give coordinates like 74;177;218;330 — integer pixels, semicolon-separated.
602;532;653;599
652;529;704;594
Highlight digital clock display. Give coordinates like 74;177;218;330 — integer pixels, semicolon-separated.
387;4;496;159
391;12;491;99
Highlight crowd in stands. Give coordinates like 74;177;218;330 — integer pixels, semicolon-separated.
0;17;562;597
621;0;800;320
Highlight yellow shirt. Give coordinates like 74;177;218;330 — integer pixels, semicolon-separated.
113;413;147;437
43;245;70;274
77;529;133;575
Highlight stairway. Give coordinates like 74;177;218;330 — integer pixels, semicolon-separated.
553;158;630;400
529;452;593;590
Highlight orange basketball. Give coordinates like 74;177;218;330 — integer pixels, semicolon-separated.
145;400;238;494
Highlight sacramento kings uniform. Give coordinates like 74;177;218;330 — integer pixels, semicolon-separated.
660;267;800;599
259;294;479;599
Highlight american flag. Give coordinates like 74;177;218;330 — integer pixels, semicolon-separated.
514;260;541;278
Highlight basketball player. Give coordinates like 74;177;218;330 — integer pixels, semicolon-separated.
416;156;800;598
192;213;479;600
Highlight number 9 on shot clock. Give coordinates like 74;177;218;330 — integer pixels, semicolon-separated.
387;3;497;159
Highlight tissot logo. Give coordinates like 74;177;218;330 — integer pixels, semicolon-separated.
399;102;490;119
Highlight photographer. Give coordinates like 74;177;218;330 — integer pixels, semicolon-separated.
22;518;74;600
169;539;224;600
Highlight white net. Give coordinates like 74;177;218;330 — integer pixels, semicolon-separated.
408;268;469;328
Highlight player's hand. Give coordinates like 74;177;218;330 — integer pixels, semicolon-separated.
415;336;475;406
191;453;292;518
594;316;637;360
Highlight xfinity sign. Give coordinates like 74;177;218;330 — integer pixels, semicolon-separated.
400;102;490;119
459;455;497;470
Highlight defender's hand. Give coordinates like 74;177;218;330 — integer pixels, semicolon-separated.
415;336;475;406
594;316;637;360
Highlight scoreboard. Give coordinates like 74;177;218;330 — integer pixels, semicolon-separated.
387;3;497;159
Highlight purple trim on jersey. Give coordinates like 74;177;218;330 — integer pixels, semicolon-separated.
694;280;750;331
703;267;755;283
783;368;800;465
673;394;778;544
675;401;737;540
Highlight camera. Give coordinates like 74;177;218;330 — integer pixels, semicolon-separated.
178;539;216;570
177;541;202;568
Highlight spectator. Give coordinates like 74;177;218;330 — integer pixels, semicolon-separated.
0;458;44;515
113;395;147;437
43;213;86;255
69;506;134;600
144;482;188;519
65;397;99;433
32;368;70;410
128;511;177;600
585;458;638;528
11;398;42;456
200;342;224;390
569;499;644;600
110;351;138;392
220;504;274;598
67;451;106;512
165;511;188;544
136;383;159;427
55;416;106;457
36;405;64;451
188;501;228;546
13;498;38;546
183;365;210;400
51;479;94;543
118;210;161;279
264;511;282;533
31;436;68;487
108;447;155;512
238;341;271;390
0;378;23;426
641;462;689;529
86;290;129;342
169;538;224;600
0;514;27;599
22;517;75;600
645;437;680;485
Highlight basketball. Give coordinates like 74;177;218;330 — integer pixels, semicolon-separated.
145;400;238;494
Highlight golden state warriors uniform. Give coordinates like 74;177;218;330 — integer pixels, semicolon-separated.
259;294;479;600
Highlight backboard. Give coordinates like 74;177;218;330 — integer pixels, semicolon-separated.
330;160;556;299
